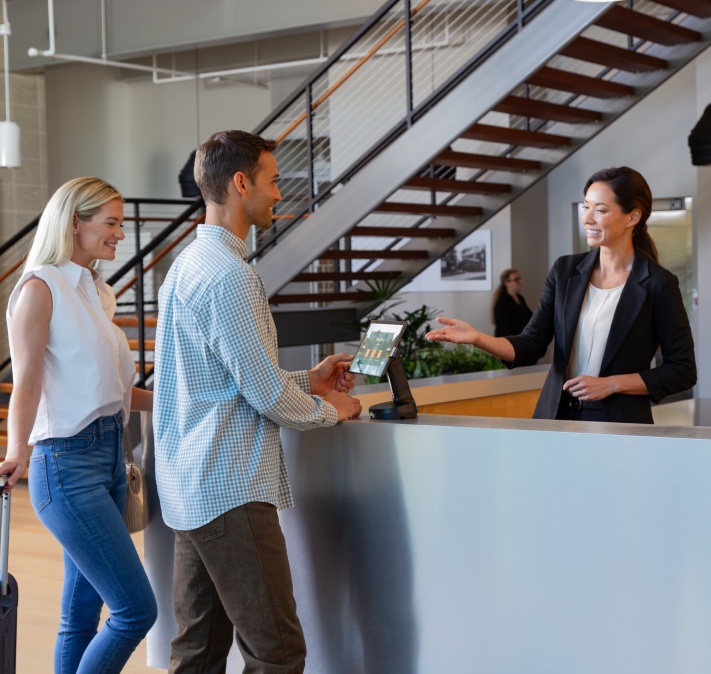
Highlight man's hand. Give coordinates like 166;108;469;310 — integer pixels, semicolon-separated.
308;353;356;396
324;390;362;421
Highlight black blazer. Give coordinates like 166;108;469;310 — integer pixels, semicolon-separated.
507;249;697;424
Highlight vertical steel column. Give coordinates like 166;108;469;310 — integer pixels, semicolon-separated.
134;202;146;387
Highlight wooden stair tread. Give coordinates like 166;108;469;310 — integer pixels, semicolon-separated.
271;292;367;304
127;339;155;350
595;5;701;46
560;36;667;73
461;123;572;148
0;383;12;394
494;96;602;124
527;66;634;100
435;150;540;172
632;0;711;20
374;202;482;217
292;271;400;282
404;175;512;194
0;404;7;416
349;226;455;238
113;315;158;328
319;249;428;260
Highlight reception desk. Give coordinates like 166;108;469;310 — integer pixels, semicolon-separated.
143;371;711;673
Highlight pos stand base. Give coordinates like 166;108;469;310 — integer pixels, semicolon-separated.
369;353;418;420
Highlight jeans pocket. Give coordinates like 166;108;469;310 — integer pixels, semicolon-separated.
29;453;52;513
195;514;226;542
56;431;98;454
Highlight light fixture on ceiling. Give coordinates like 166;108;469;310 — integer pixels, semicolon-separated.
0;0;20;168
573;0;622;3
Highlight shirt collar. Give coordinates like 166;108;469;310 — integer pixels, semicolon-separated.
57;260;101;289
198;224;248;260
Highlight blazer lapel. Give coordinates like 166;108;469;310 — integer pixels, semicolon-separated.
599;253;650;374
562;250;598;361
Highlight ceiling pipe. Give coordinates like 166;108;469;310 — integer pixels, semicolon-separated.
27;0;327;84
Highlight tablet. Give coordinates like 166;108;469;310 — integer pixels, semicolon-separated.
348;320;407;377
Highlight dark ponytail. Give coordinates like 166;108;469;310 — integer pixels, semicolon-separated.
584;166;658;263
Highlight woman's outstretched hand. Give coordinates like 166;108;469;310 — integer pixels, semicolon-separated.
425;317;479;346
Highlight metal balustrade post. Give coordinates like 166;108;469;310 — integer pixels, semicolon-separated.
133;202;146;387
305;83;316;211
404;0;414;127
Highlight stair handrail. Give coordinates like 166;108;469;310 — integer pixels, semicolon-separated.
114;212;205;299
0;215;39;258
106;198;204;286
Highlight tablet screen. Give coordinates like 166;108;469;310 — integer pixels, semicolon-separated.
348;320;407;377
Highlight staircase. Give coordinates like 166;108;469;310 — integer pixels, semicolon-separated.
249;0;711;313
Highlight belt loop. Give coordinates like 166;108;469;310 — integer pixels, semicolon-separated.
98;416;105;441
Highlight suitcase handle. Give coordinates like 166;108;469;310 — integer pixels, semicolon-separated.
0;475;10;597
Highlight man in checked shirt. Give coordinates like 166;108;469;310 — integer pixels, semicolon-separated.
153;129;362;674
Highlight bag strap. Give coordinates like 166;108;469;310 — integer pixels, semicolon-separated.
123;424;135;464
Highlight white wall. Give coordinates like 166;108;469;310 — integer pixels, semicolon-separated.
44;63;273;196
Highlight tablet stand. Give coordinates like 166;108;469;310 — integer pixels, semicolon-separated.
369;351;418;420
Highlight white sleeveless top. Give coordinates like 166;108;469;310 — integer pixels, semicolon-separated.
6;262;135;443
568;283;625;379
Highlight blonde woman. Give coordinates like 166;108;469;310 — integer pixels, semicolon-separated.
0;177;156;673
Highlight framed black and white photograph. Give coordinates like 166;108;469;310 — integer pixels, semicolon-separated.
401;229;492;292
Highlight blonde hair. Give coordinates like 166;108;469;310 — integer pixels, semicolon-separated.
23;177;123;273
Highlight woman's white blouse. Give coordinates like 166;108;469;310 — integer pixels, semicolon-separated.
6;262;135;444
568;283;625;379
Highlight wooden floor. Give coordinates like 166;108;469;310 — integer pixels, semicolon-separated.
6;481;167;673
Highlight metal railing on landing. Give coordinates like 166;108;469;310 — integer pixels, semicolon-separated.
248;0;554;264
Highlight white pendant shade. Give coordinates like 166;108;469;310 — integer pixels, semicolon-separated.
0;121;21;168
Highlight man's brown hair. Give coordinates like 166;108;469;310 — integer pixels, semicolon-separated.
194;130;278;205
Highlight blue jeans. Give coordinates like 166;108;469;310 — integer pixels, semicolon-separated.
29;413;157;674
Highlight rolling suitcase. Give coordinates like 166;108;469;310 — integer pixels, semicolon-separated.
0;475;18;674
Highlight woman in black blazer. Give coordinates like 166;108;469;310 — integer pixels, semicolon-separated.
426;167;696;423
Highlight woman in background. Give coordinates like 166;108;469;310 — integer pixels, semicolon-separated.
492;268;533;337
0;177;157;673
427;166;696;424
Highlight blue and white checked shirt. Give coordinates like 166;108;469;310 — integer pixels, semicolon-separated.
154;225;338;530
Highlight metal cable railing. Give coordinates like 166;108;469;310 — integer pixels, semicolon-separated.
250;0;555;263
317;0;697;280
